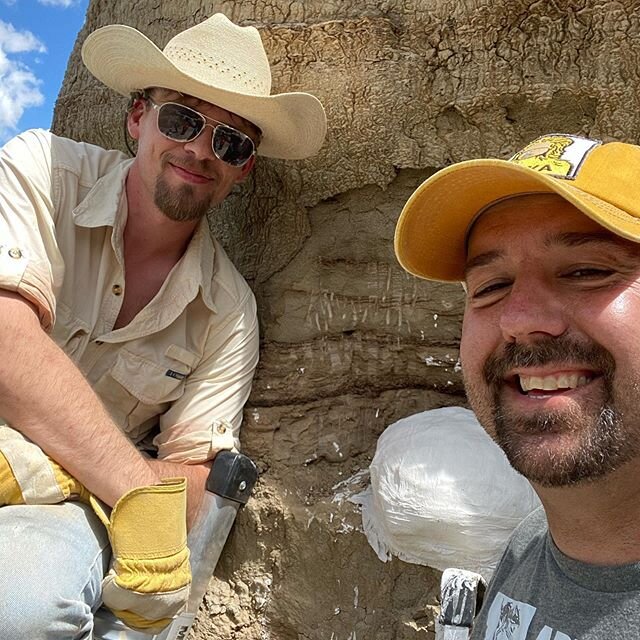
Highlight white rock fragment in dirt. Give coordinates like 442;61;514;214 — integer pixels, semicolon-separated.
251;575;272;610
336;520;355;535
304;453;318;465
332;468;369;504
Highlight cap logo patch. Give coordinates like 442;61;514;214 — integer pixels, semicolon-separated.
509;134;601;180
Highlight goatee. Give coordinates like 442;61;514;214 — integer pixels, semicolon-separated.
154;154;215;222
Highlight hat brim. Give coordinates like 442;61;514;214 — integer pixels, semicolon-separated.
81;25;327;160
394;159;640;282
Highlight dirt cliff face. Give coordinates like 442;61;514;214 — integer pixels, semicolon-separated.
54;1;640;638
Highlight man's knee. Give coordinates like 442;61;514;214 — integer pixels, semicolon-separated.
0;503;109;639
0;588;94;640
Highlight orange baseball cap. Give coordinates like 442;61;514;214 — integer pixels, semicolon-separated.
394;133;640;282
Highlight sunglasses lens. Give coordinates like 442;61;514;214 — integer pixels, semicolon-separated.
157;103;204;141
212;125;255;166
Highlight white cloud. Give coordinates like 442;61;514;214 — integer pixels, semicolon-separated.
0;21;46;143
37;0;77;6
1;0;77;6
0;21;46;54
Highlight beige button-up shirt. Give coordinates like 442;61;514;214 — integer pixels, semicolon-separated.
0;129;259;463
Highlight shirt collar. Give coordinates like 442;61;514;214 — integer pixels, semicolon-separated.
72;158;134;228
72;157;218;317
176;219;217;314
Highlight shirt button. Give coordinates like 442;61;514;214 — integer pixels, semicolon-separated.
8;248;22;259
216;424;227;435
112;284;123;296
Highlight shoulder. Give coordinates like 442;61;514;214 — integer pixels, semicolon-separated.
210;237;256;315
469;509;548;638
1;129;128;184
486;507;547;584
503;506;548;558
1;129;52;158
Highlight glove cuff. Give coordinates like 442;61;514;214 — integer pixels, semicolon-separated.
108;477;188;556
0;425;65;504
0;451;25;504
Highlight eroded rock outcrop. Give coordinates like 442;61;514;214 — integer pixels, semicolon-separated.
54;1;640;637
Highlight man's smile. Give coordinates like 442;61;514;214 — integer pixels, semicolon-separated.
508;369;597;395
168;162;213;184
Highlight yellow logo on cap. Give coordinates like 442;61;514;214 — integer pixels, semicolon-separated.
511;135;575;176
509;134;601;180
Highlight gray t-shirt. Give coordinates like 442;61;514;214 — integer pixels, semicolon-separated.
470;507;640;639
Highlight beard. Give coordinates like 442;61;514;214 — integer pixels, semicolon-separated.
153;154;216;222
464;337;640;487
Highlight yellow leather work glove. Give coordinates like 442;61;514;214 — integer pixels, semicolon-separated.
90;478;191;633
0;425;90;505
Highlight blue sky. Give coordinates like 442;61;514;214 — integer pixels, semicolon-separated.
0;0;88;143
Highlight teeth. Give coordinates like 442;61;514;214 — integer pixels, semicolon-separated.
520;373;589;392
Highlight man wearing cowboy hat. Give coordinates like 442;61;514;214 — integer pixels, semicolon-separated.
395;133;640;639
0;13;326;638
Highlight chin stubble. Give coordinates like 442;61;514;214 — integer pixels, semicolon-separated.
470;337;640;487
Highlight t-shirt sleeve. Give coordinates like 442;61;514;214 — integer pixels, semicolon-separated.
153;290;259;463
0;130;61;330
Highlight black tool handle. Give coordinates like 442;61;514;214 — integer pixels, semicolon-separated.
206;451;258;504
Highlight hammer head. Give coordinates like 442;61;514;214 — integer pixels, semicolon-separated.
438;568;487;628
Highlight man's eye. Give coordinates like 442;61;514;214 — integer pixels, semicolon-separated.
564;267;614;279
472;281;510;298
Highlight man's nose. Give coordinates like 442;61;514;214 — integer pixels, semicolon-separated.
499;278;567;343
182;125;215;161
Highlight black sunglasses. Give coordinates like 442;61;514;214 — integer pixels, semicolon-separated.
146;97;256;167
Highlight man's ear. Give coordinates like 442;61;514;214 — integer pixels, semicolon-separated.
127;98;146;141
236;155;256;182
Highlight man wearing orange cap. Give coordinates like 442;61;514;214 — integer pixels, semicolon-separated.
395;133;640;639
0;14;326;639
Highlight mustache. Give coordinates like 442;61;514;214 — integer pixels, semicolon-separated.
483;336;616;387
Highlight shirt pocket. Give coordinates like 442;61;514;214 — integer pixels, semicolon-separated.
94;346;195;441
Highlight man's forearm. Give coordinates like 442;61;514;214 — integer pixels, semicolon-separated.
0;291;159;506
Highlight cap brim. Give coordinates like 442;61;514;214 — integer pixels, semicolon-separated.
81;25;327;160
394;159;640;282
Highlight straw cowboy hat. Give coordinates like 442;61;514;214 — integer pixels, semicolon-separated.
81;13;327;160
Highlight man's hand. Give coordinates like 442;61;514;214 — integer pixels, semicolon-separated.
91;478;191;633
0;424;192;633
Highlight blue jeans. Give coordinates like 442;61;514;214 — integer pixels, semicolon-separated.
0;502;111;639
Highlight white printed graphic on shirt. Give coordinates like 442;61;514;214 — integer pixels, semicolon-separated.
484;593;536;639
483;593;576;640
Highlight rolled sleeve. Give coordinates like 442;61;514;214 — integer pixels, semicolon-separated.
0;130;61;329
154;291;259;463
